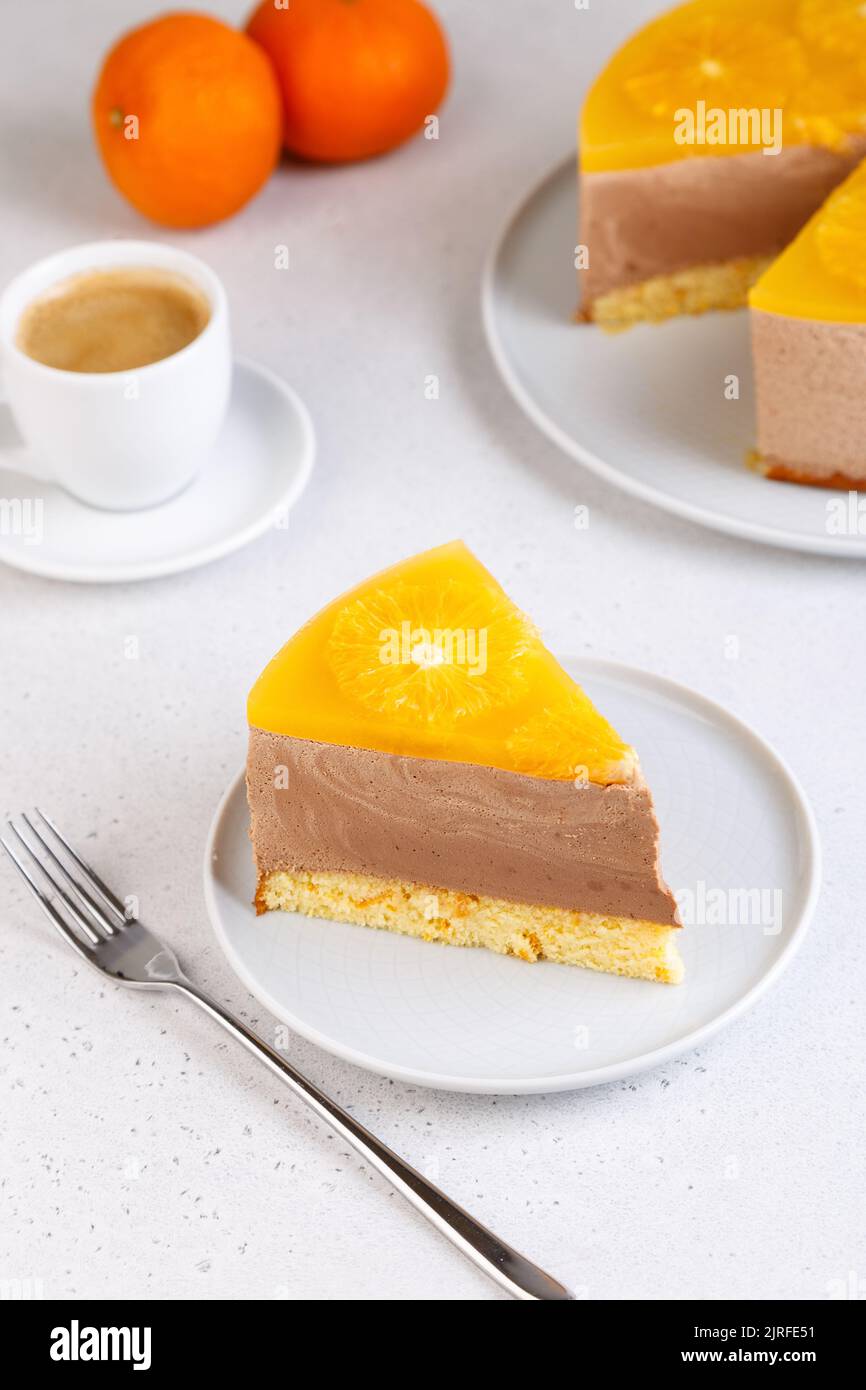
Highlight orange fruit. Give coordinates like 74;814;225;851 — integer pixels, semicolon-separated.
92;12;282;229
246;0;450;163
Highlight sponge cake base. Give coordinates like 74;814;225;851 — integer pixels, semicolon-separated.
256;868;685;984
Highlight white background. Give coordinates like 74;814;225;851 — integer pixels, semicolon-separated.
1;0;863;1301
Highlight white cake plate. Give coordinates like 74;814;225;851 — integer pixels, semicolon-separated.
203;658;821;1095
482;157;866;558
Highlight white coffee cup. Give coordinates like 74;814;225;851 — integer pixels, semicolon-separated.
0;240;231;511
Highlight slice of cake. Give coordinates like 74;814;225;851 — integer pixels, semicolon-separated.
749;161;866;487
246;543;683;984
578;0;866;330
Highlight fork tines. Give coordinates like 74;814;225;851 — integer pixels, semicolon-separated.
1;809;126;953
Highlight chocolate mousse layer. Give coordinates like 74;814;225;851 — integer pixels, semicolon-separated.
752;311;866;486
247;729;680;926
579;141;866;311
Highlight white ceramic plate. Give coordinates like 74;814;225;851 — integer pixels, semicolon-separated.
203;658;820;1095
483;158;866;557
0;357;315;582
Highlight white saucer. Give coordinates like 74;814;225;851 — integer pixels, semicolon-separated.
0;357;315;582
483;158;866;558
203;658;821;1095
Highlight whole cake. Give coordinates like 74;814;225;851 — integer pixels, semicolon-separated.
246;543;683;984
579;0;866;329
577;0;866;487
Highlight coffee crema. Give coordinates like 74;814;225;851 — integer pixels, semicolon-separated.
16;266;211;374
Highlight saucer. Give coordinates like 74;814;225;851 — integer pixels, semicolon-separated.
0;357;315;582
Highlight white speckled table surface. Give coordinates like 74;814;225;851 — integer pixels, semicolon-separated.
1;0;864;1302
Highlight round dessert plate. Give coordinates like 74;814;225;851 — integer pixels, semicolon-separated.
204;658;820;1095
483;158;866;558
0;357;314;582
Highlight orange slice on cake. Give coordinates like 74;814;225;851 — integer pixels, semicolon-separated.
797;0;866;56
814;169;866;290
327;577;536;726
621;13;803;123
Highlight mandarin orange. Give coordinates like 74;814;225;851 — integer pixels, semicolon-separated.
246;0;449;163
92;12;282;229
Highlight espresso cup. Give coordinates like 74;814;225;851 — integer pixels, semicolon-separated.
0;240;231;511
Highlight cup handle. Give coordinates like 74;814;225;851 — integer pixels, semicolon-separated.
0;367;55;484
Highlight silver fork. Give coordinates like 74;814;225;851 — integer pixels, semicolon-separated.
2;809;574;1302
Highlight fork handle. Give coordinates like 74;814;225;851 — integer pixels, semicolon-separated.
174;978;573;1301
